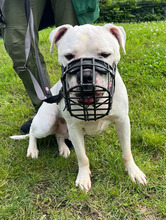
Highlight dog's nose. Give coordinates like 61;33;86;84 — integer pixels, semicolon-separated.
77;70;93;84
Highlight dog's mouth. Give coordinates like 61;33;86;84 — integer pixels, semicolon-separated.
76;92;104;105
71;80;113;105
69;83;105;105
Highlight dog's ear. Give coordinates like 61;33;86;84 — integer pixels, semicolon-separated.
104;23;126;54
49;25;73;53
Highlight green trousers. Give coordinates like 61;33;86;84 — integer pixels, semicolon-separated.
2;0;99;111
2;0;78;110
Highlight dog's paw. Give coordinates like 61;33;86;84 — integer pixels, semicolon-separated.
59;144;70;158
75;167;91;193
125;161;147;186
27;147;39;159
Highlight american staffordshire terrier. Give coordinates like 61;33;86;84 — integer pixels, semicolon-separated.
11;24;147;192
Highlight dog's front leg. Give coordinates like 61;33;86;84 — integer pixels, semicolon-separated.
115;116;147;185
68;127;91;192
27;128;39;159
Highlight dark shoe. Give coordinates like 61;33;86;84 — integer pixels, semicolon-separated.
65;139;73;150
20;118;33;134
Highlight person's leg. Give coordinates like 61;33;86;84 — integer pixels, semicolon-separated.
49;0;78;148
2;0;50;111
50;0;78;26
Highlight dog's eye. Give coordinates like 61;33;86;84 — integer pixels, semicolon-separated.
98;53;111;58
65;54;75;60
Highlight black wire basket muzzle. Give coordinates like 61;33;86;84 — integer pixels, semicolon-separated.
61;58;116;121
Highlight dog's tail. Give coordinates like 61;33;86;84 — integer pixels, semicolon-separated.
10;134;29;140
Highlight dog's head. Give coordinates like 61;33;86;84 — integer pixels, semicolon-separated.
49;24;126;120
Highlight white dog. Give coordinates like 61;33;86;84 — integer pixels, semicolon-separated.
11;24;147;192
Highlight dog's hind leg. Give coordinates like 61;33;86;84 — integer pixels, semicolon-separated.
115;116;147;186
27;128;39;159
56;136;70;158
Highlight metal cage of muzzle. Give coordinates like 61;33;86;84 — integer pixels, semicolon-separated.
61;58;116;121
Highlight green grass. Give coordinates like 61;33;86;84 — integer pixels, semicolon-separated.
0;21;165;219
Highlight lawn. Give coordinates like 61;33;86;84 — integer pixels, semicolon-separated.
0;21;165;219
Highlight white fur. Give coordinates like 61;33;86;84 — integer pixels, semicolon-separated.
11;24;147;192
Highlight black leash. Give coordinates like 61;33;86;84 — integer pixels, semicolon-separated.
24;0;59;103
44;88;63;104
23;0;63;104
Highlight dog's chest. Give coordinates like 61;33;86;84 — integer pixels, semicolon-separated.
82;119;110;135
